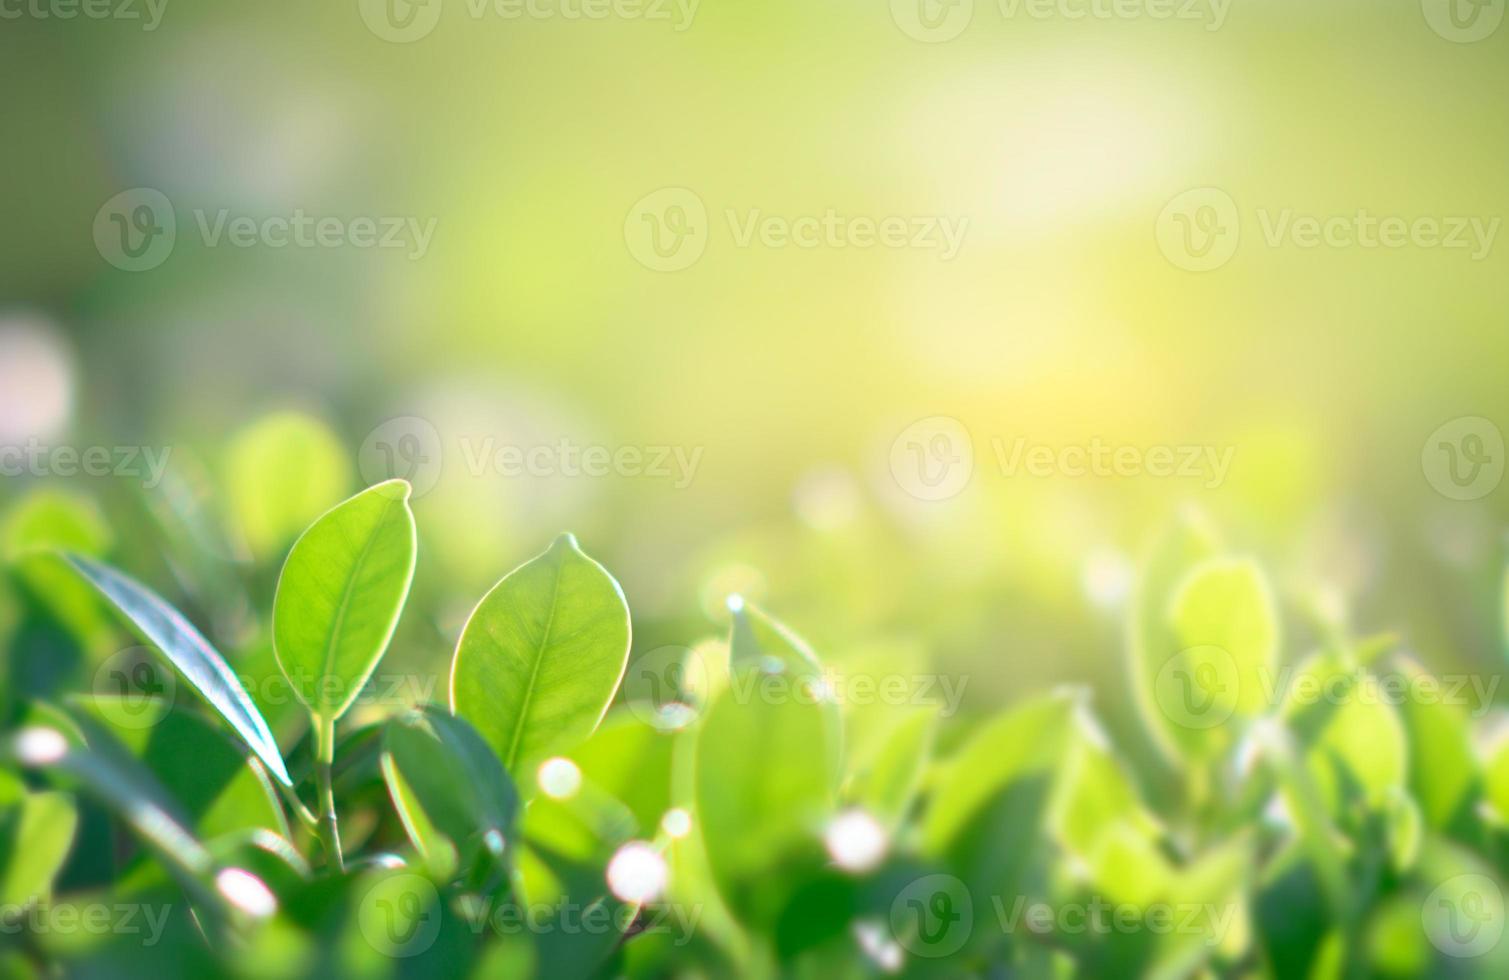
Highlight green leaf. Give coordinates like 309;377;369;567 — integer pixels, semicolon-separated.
382;705;517;873
223;411;350;560
847;703;936;830
568;708;677;835
450;533;631;774
1049;711;1163;861
695;640;837;921
0;789;77;907
271;479;418;723
1280;652;1407;814
68;695;288;841
1390;653;1480;832
2;489;115;652
1128;510;1221;763
727;601;843;788
1168;558;1279;717
921;690;1077;906
0;725;252;917
63;553;292;787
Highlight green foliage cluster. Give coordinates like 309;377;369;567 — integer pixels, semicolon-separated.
1;430;1508;978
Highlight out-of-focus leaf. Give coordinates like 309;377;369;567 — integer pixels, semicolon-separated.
68;695;288;840
848;703;936;830
696;610;838;922
0;726;249;917
1254;840;1334;979
1146;837;1252;980
1;488;112;560
1254;722;1349;923
223;411;350;560
1280;652;1407;814
62;553;292;787
1484;734;1509;824
0;788;77;906
569;708;676;835
727;602;843;788
922;690;1078;923
2;489;114;651
1127;511;1220;764
381;706;516;876
1049;706;1162;861
1164;557;1280;758
271;480;417;724
451;533;631;775
1383;787;1423;874
1391;653;1480;832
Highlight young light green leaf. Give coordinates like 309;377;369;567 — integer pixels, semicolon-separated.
224;411;350;560
922;690;1077;905
0;789;77;907
382;706;518;872
1128;510;1221;764
450;533;631;774
63;553;292;787
1389;653;1480;832
727;601;843;787
848;704;936;830
695;656;837;915
272;479;417;723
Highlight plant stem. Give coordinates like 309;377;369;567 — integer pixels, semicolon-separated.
314;716;343;872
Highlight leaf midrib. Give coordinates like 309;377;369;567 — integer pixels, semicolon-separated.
315;498;396;714
502;555;565;770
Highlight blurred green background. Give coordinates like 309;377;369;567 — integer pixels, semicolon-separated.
2;0;1507;758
